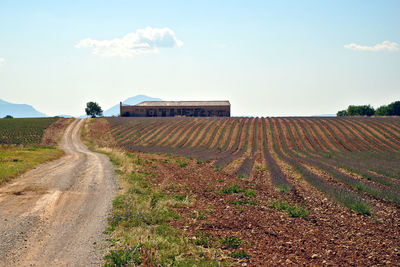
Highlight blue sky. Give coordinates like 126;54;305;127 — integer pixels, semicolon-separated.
0;0;399;116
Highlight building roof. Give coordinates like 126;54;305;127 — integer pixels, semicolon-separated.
134;101;230;107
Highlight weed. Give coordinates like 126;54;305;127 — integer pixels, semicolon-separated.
195;211;207;220
197;159;204;164
104;245;142;266
277;184;291;194
195;232;213;248
159;158;170;164
238;173;247;179
219;184;245;194
215;165;222;171
231;200;257;205
230;250;250;259
244;190;257;197
173;194;186;201
220;236;242;249
287;206;309;218
177;159;188;168
218;179;225;183
269;200;309;218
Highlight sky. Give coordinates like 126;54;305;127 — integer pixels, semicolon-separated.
0;0;399;117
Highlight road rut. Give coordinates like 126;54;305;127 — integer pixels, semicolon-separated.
0;119;117;266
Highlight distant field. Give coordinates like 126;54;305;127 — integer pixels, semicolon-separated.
106;116;400;214
0;117;69;184
0;117;59;145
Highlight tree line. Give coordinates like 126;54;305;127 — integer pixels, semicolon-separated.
337;101;400;117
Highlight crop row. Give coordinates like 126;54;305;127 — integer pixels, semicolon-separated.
106;116;400;213
0;117;59;145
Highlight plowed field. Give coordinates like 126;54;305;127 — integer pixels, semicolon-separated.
104;116;400;265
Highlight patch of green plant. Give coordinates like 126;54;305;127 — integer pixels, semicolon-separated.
230;200;257;206
244;190;256;197
268;200;309;218
219;184;245;194
177;159;188;168
215;165;222;171
195;231;214;248
104;245;142;266
287;206;309;218
159;158;170;163
114;169;123;175
229;250;250;259
218;179;225;183
195;211;207;220
197;159;204;164
220;236;242;249
173;194;186;201
277;184;291;194
237;173;246;179
349;201;371;216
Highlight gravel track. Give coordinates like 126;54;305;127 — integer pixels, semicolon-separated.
0;119;117;267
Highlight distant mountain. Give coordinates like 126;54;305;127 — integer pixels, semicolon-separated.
56;114;73;118
0;99;48;118
103;95;162;116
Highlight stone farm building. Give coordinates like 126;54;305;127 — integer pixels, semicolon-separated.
120;101;231;117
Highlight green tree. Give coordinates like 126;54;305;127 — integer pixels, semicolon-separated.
336;110;347;117
387;101;400;116
375;105;389;116
3;115;13;118
347;105;375;116
85;102;103;118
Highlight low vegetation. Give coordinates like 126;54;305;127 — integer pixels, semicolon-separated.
0;117;72;184
0;145;64;184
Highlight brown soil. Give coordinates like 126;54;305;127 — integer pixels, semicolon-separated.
322;119;362;152
302;118;340;151
345;119;396;151
41;118;73;146
102;117;400;265
134;151;400;266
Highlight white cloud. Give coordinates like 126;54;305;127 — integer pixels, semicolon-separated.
75;27;183;57
0;58;4;66
344;40;399;52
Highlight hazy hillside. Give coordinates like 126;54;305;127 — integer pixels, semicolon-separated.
0;99;48;118
103;95;162;116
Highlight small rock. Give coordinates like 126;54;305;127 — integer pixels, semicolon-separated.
311;254;318;259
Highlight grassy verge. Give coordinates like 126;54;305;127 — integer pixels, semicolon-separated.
0;117;74;185
81;118;227;266
0;145;64;184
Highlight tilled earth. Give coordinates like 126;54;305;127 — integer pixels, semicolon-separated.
0;119;117;267
137;153;400;266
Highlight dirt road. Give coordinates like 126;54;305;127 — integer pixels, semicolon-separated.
0;119;117;266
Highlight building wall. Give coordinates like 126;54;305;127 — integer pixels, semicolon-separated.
120;104;230;117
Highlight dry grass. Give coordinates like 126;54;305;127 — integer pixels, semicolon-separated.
0;145;64;184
